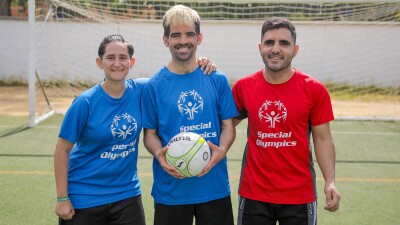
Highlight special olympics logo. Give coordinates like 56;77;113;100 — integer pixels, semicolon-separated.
258;100;287;128
111;113;138;140
177;90;204;120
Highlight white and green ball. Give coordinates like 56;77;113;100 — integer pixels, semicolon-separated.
166;132;211;177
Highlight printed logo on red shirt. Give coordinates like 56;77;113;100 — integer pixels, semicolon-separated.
258;100;287;128
256;100;297;148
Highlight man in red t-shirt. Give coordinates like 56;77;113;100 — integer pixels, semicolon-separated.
232;17;340;225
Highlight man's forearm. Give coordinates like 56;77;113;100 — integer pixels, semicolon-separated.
143;128;163;158
219;119;236;153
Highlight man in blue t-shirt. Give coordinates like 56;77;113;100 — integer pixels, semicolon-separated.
141;5;238;225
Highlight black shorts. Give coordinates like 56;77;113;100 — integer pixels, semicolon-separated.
154;196;234;225
59;195;146;225
237;196;317;225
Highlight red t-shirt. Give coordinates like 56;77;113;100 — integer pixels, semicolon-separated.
232;68;334;204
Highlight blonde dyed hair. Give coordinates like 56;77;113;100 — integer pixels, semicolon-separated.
162;4;201;37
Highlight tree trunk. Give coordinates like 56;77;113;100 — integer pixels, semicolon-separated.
0;0;13;16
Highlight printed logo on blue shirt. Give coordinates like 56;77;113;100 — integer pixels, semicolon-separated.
100;113;138;160
111;113;138;140
177;90;217;138
177;90;204;120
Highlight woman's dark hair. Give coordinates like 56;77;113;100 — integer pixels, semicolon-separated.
98;34;134;59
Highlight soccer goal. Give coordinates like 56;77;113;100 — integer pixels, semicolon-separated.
6;0;400;128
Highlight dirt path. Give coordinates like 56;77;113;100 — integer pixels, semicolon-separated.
0;86;84;116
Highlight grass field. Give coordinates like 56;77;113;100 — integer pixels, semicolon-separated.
0;115;399;225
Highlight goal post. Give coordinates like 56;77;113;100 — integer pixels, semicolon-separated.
28;0;59;127
28;0;36;127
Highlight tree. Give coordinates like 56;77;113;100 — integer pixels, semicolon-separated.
0;0;13;16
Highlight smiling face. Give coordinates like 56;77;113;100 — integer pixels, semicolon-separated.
259;28;298;73
163;23;203;63
96;41;135;82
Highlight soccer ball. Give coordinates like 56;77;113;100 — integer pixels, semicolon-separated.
166;132;211;177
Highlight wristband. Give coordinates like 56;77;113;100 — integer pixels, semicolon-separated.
57;196;70;202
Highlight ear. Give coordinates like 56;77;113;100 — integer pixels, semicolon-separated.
163;36;169;47
197;33;203;45
96;57;103;69
293;44;299;58
130;57;136;69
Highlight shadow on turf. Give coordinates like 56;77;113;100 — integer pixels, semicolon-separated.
0;124;30;139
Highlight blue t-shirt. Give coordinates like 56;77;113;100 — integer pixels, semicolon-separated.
59;78;147;209
141;66;238;205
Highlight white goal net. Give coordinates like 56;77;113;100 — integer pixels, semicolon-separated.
1;0;400;126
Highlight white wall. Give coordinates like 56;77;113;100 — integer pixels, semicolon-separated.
1;20;399;86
